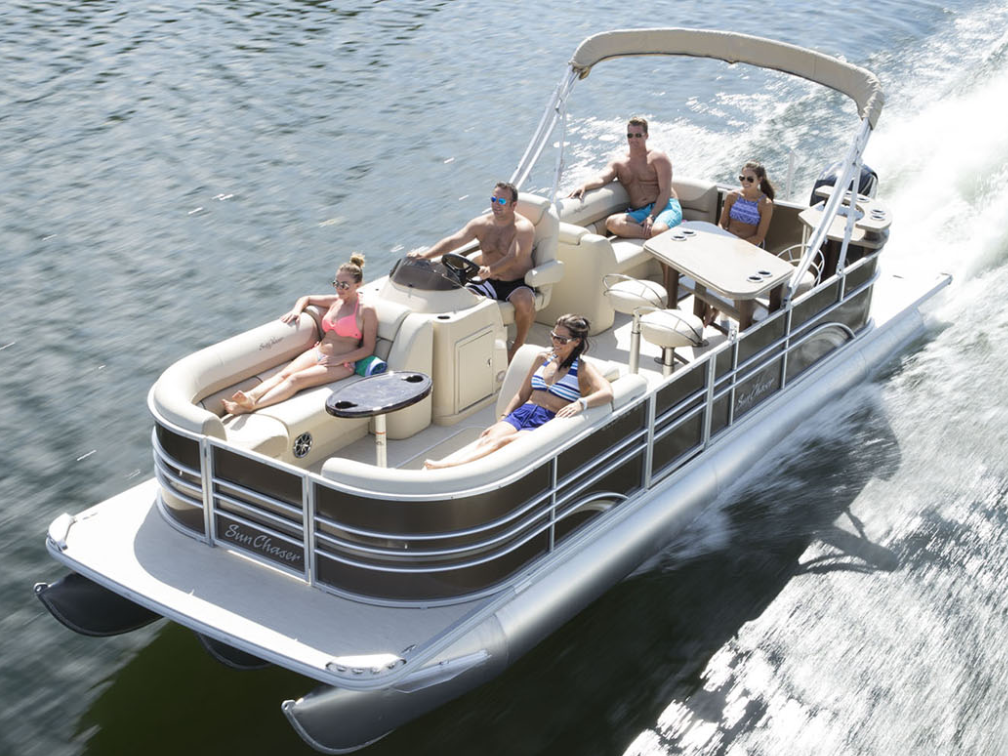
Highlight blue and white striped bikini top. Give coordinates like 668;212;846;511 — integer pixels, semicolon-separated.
530;356;581;402
729;195;762;226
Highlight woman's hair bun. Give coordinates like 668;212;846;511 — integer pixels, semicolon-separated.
349;252;366;268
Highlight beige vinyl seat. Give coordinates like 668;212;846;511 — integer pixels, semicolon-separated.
151;295;434;467
603;273;703;375
639;309;705;375
544;178;720;333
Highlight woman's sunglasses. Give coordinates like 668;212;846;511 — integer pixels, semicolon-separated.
332;280;352;290
550;331;576;344
739;175;756;183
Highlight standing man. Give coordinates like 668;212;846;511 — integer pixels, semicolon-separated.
408;181;536;362
568;117;682;239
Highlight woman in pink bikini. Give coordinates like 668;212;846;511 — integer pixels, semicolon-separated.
223;253;378;415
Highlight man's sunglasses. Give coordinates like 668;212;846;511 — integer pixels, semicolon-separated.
490;196;509;206
627;133;645;139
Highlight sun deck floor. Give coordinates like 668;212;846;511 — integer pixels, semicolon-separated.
53;479;489;685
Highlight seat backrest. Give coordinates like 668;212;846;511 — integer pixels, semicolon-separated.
515;192;560;268
555;177;719;230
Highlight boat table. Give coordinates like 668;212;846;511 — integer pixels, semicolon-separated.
325;371;432;467
644;221;796;329
798;185;892;275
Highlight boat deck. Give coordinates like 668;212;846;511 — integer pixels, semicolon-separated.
54;479;490;685
317;294;730;472
49;267;950;689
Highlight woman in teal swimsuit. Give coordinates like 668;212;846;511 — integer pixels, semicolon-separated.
424;314;613;469
223;254;378;415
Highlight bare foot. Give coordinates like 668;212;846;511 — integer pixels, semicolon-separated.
231;390;255;410
222;399;250;416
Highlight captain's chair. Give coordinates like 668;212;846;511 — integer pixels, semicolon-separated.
495;193;564;325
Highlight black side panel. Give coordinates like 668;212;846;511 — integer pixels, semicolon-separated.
34;573;160;637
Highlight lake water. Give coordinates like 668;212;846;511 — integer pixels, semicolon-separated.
3;1;1008;754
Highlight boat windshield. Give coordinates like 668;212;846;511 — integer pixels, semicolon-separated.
388;257;464;292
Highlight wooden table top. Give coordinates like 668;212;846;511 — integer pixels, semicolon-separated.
644;221;795;299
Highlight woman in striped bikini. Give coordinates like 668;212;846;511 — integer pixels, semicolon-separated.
424;314;613;469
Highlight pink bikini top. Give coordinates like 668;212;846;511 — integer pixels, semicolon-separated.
321;299;362;340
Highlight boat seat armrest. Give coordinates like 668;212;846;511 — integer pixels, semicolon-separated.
525;259;564;287
558;222;591;244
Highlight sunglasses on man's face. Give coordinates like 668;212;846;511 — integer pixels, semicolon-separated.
739;175;756;183
332;280;352;290
626;132;645;139
489;196;509;206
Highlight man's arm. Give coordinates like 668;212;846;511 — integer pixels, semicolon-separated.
407;219;481;260
568;161;619;200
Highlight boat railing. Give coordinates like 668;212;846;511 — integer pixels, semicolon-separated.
150;249;880;605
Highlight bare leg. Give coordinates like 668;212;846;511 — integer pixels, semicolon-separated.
424;421;521;469
223;354;352;415
605;213;674;240
507;288;536;363
605;213;647;239
703;305;720;327
223;348;324;415
247;363;353;411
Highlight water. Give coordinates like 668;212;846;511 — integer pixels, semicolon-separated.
3;1;1007;753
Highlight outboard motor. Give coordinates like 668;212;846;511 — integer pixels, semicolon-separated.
809;160;878;205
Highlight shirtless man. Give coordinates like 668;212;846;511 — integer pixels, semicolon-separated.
408;181;535;362
568;117;682;239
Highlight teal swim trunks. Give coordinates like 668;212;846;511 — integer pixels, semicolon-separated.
627;198;682;228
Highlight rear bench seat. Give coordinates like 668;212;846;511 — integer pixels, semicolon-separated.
541;178;719;333
319;343;647;493
150;289;433;467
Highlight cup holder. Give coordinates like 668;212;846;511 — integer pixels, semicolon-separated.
333;401;357;410
403;374;424;383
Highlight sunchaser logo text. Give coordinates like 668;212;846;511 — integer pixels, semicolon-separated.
223;522;302;566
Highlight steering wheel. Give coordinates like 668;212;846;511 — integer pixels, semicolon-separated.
441;252;481;284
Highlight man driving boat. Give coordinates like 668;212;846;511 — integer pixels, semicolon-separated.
568;116;682;239
408;181;535;362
